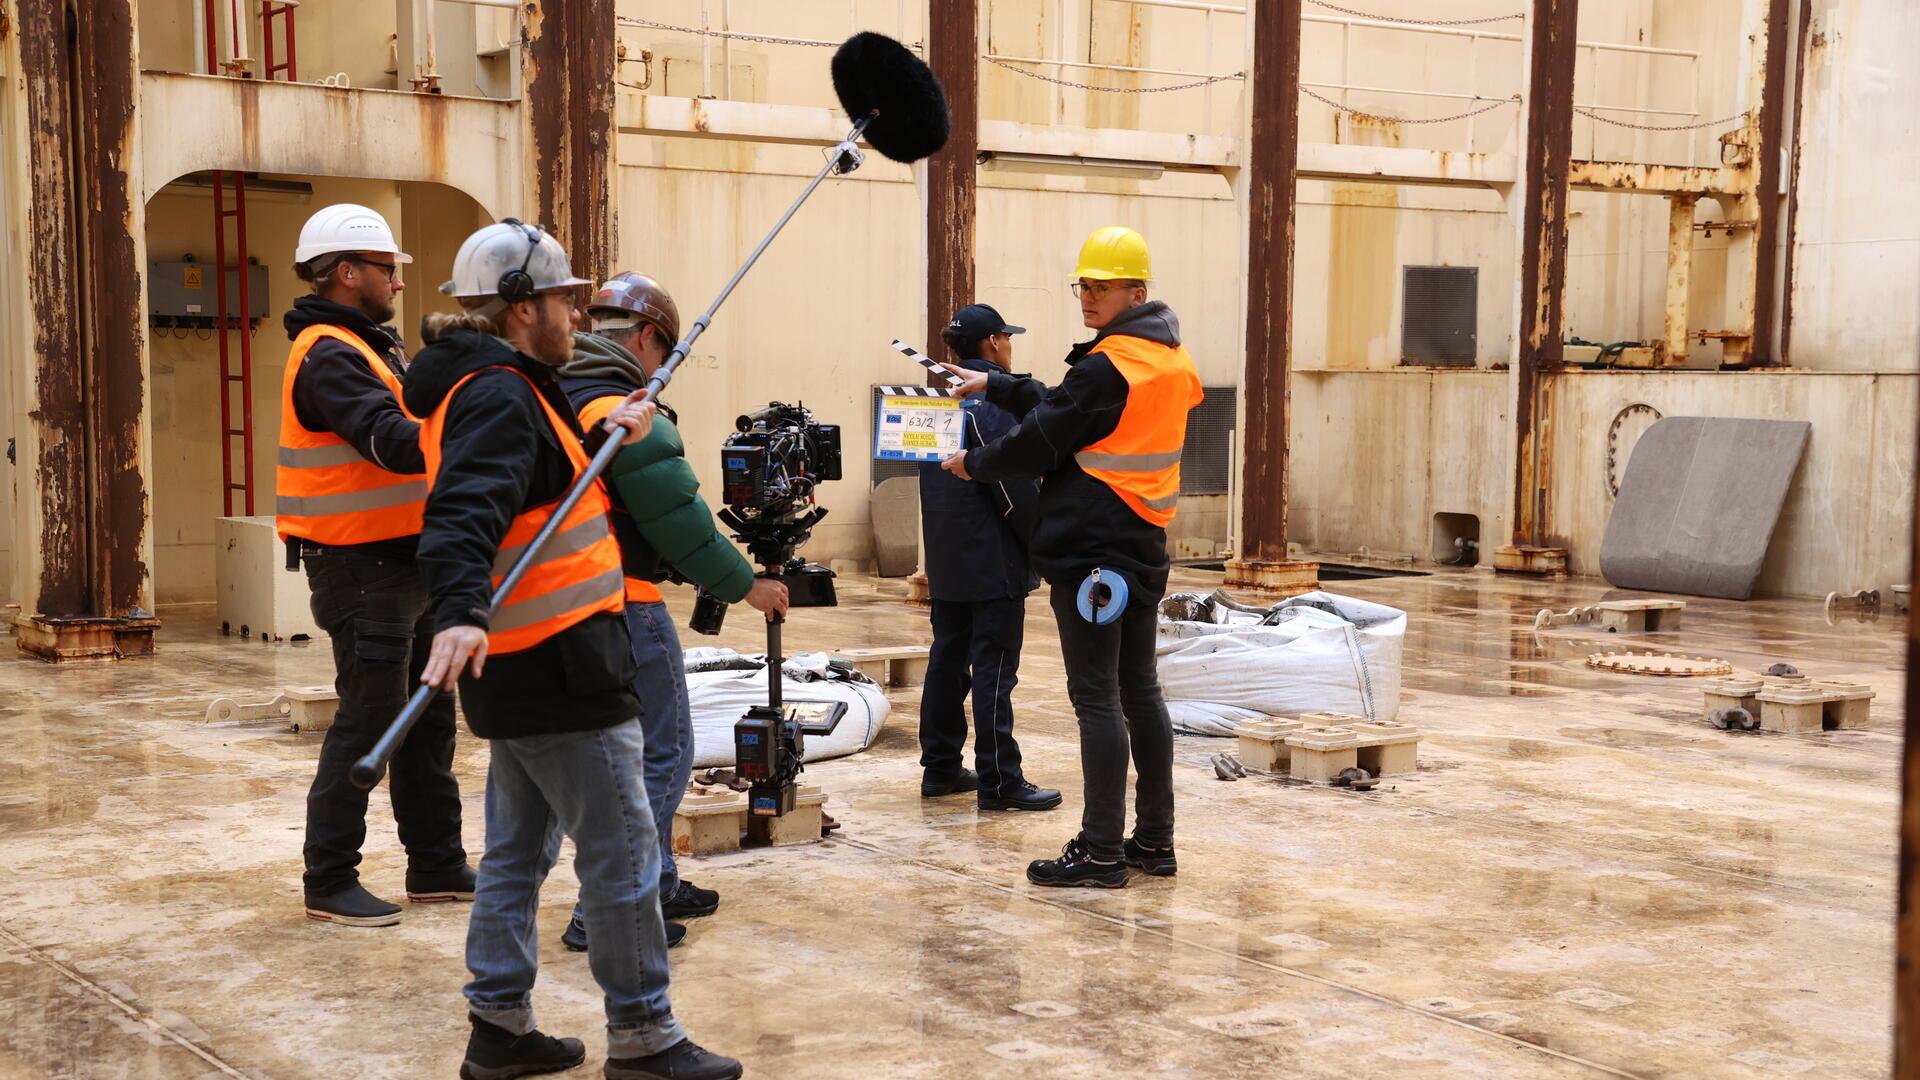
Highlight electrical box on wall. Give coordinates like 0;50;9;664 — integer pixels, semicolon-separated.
147;259;270;329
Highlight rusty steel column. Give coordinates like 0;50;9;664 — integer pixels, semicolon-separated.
1494;0;1577;576
1744;0;1793;366
523;0;617;284
1663;195;1696;367
925;0;978;368
12;0;157;660
1778;0;1813;364
1223;0;1318;597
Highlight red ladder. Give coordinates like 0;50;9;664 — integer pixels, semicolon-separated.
211;170;256;517
262;2;297;81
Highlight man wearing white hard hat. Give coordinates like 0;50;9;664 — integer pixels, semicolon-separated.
404;220;741;1080
278;203;474;929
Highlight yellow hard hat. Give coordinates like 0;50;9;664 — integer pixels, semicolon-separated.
1072;226;1151;282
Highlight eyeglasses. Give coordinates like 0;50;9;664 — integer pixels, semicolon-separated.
1070;280;1127;298
346;257;399;278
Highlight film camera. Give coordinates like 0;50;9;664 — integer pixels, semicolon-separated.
692;402;849;817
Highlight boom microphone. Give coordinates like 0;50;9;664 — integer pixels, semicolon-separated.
831;31;950;163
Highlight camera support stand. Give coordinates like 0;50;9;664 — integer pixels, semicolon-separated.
734;563;846;818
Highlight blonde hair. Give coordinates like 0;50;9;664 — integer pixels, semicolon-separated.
420;297;504;341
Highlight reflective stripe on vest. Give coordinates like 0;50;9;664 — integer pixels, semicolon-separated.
275;324;427;545
1072;334;1204;528
420;368;626;654
578;392;666;605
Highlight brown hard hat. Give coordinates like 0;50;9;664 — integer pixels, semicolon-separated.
588;272;680;343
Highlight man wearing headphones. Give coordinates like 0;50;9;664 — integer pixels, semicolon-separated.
278;203;471;928
407;222;742;1080
942;228;1201;890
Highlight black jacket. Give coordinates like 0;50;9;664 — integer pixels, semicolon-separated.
402;328;637;740
918;358;1039;603
283;297;423;557
964;302;1185;600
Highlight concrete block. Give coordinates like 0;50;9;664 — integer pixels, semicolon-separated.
1284;726;1361;783
1702;677;1764;723
870;477;920;578
216;516;325;642
1755;687;1827;734
832;646;931;688
674;788;748;856
1812;681;1874;730
1597;599;1685;633
1347;719;1421;775
282;685;339;734
1236;733;1289;772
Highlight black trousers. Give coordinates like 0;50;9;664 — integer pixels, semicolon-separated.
302;547;466;897
919;597;1028;795
1049;583;1175;863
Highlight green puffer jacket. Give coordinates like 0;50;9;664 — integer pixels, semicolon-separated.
559;334;756;603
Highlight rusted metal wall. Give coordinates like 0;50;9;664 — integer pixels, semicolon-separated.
1237;0;1301;567
1778;0;1814;366
925;0;978;364
1510;0;1578;550
15;0;148;618
523;0;615;283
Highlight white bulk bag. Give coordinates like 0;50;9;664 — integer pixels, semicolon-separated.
1155;590;1406;736
682;648;891;767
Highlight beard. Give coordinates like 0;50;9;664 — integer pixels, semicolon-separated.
359;280;395;325
528;302;575;366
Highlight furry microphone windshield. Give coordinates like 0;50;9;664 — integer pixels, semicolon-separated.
831;31;951;163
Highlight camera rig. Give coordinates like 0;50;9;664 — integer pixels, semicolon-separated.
695;401;848;817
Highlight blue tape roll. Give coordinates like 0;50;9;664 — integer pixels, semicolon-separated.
1076;568;1129;625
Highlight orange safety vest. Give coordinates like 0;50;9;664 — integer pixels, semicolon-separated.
275;324;428;544
420;368;626;654
578;393;665;604
1073;335;1204;528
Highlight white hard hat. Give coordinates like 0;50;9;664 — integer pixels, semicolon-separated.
440;219;591;304
295;203;412;265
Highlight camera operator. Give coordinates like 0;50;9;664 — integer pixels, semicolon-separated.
940;227;1202;890
407;222;740;1080
554;272;790;954
916;305;1060;813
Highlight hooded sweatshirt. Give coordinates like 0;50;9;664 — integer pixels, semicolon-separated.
557;332;756;604
963;301;1189;600
401;326;638;739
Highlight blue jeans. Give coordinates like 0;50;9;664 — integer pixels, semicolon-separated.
464;720;686;1058
572;603;694;933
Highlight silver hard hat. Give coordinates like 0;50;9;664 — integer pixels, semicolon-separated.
440;219;591;304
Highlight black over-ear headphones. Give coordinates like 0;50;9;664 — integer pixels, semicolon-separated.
497;218;544;304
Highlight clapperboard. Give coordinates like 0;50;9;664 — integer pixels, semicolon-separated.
890;339;965;389
876;340;1018;521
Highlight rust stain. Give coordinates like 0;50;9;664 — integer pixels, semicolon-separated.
235;77;260;167
524;0;616;281
1746;0;1792;366
419;92;449;181
1778;0;1814;366
926;0;979;367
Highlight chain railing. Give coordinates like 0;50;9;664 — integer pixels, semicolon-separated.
983;56;1245;93
1574;106;1749;132
1302;86;1518;125
1304;0;1522;27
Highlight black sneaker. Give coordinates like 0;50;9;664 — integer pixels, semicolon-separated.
605;1038;743;1080
1026;837;1128;889
406;863;477;903
662;880;720;920
459;1014;585;1080
304;883;402;927
922;767;980;797
1122;836;1177;877
979;781;1063;812
564;915;687;953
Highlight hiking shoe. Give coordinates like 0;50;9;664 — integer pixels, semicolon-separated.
605;1038;743;1080
303;884;402;927
1026;837;1128;889
1122;836;1178;877
921;767;980;797
662;880;720;921
406;863;477;903
460;1014;585;1080
564;916;686;953
979;781;1063;812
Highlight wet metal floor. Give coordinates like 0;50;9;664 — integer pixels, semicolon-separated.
0;568;1900;1078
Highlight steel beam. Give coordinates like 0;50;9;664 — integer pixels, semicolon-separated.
1224;0;1318;596
523;0;617;283
926;0;979;369
1663;195;1696;366
11;0;157;657
1496;0;1577;575
1745;0;1793;366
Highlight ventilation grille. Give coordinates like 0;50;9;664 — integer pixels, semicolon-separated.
1401;265;1478;366
1181;385;1237;495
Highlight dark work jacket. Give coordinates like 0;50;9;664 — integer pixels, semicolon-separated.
964;302;1184;600
283;296;425;559
402;328;637;740
918;358;1040;603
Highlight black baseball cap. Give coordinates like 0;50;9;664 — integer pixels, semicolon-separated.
947;303;1026;342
